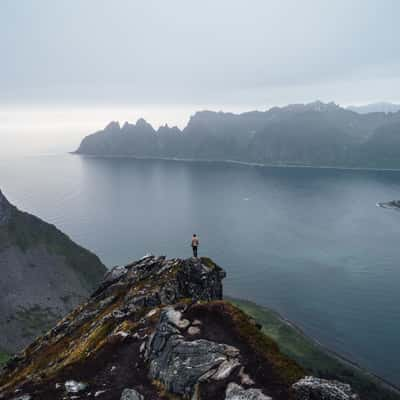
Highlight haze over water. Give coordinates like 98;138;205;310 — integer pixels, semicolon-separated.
1;154;400;384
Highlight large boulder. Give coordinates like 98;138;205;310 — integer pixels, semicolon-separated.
176;257;226;301
146;307;240;398
292;376;359;400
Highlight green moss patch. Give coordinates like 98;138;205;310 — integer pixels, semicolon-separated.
0;351;10;366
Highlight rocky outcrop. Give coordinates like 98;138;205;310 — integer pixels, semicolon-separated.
146;307;241;398
292;377;359;400
0;189;106;354
0;255;359;400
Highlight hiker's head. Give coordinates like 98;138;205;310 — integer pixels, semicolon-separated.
193;234;197;237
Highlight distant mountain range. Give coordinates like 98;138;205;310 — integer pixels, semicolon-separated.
347;102;400;114
76;101;400;169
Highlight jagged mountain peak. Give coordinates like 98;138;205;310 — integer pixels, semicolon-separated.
306;100;339;111
270;100;340;114
0;255;359;400
121;121;134;130
135;118;154;130
104;121;121;132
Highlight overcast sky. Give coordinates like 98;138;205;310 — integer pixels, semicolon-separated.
2;0;400;106
1;0;400;155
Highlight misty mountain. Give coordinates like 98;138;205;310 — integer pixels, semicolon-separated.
76;101;400;168
347;102;400;114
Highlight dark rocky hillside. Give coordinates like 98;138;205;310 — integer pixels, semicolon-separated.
0;189;106;355
75;101;400;169
0;256;362;400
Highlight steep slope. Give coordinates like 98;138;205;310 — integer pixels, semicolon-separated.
0;189;106;355
0;256;361;400
75;101;400;168
355;121;400;168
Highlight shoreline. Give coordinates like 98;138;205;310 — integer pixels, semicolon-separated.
72;152;400;173
228;296;400;395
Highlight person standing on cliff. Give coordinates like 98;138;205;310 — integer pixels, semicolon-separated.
191;234;199;258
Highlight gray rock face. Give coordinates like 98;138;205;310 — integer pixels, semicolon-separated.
147;307;240;398
120;388;144;400
177;258;226;301
292;376;359;400
93;256;225;305
225;382;272;400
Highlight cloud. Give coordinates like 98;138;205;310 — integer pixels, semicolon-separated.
1;0;399;105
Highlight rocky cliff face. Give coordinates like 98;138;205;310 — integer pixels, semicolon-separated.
0;256;359;400
0;189;106;354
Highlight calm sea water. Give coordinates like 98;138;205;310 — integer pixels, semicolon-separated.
1;155;400;384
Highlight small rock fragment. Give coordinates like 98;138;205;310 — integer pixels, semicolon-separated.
213;359;241;380
120;388;144;400
187;326;201;335
145;309;158;318
239;367;255;385
65;380;87;393
165;308;190;329
225;382;272;400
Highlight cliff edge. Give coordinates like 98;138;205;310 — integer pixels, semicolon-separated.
0;256;359;400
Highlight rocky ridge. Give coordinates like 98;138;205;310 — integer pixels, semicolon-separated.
0;256;359;400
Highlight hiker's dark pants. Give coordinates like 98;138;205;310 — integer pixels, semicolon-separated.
192;246;198;257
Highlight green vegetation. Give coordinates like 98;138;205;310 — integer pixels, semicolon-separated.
200;256;217;269
0;351;10;366
217;301;305;385
229;297;400;400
